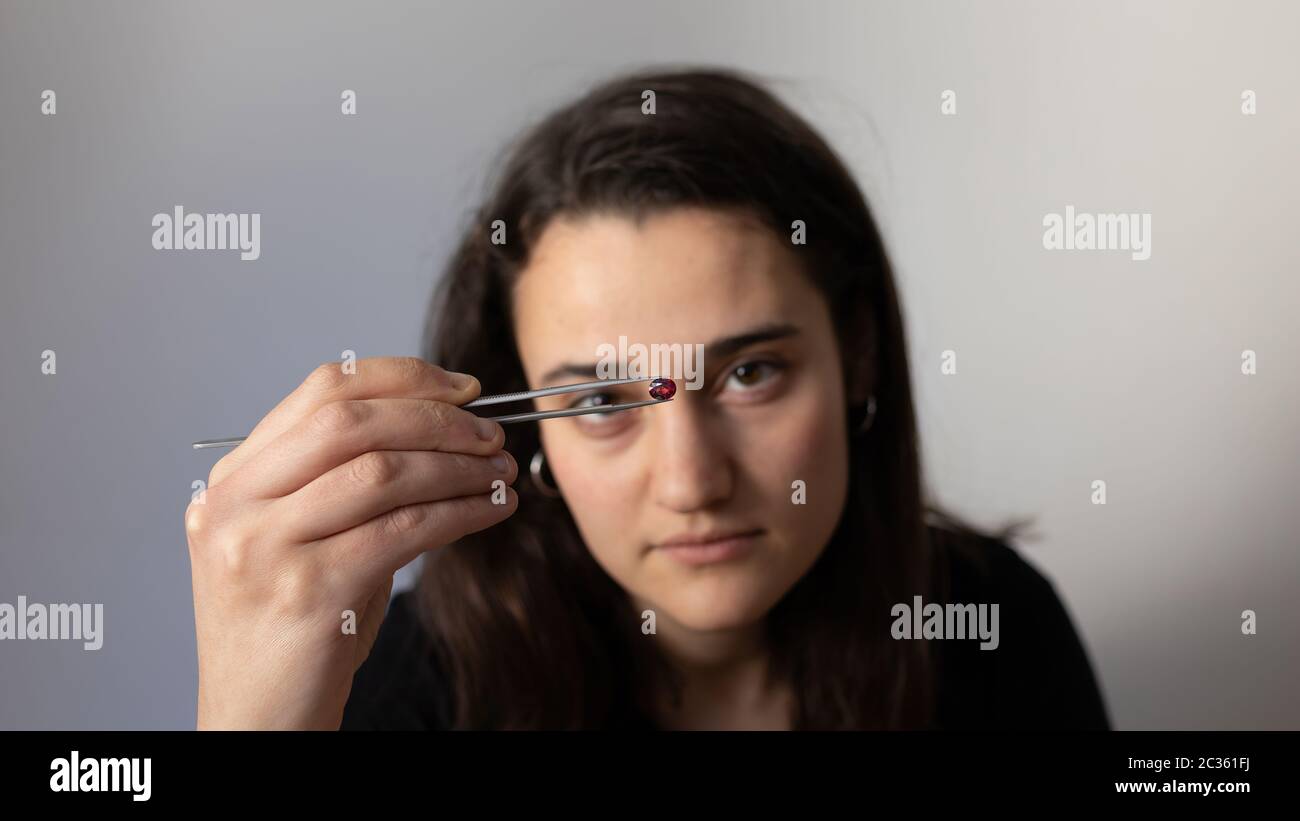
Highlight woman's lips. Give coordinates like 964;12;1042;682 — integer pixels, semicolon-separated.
654;529;763;565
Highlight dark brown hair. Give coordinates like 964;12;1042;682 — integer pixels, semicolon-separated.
419;67;1025;729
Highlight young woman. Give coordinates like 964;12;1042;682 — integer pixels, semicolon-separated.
186;68;1109;731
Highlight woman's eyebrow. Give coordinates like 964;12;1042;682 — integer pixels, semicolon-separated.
539;322;800;384
703;322;800;362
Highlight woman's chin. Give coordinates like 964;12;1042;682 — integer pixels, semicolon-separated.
651;583;779;634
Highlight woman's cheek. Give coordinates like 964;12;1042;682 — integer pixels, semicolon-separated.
550;451;637;568
761;397;849;538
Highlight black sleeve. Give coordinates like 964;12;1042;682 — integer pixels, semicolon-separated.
934;536;1111;730
340;590;454;731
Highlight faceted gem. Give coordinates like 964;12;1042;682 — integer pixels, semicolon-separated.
649;378;676;401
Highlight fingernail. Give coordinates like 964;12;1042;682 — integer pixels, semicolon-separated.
448;371;475;391
491;452;510;472
476;417;500;441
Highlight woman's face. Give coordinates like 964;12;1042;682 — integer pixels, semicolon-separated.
511;207;850;633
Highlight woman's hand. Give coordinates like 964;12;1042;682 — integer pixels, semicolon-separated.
184;357;518;729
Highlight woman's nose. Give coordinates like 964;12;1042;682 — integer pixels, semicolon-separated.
648;398;733;513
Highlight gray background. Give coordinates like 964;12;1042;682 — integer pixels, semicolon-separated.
1;0;1296;729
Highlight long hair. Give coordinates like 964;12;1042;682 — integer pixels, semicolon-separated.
419;67;1026;729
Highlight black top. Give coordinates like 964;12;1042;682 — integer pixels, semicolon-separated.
341;531;1110;730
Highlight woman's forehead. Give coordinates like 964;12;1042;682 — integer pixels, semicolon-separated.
511;209;816;350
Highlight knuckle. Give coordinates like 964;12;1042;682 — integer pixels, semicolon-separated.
350;451;399;488
212;528;256;579
448;451;476;474
425;400;460;431
208;455;233;484
384;503;430;536
312;400;366;435
271;564;323;612
208;446;249;486
392;356;434;384
306;362;347;394
184;501;210;541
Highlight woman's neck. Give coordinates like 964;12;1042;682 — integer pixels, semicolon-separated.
636;600;793;730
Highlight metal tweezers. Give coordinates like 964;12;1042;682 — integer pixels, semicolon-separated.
191;375;672;450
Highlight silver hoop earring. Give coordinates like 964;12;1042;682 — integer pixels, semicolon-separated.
529;449;561;498
856;395;878;435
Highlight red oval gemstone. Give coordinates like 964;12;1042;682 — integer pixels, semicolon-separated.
649;378;676;401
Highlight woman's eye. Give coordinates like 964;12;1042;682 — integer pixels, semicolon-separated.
570;390;637;435
726;360;782;390
570;391;615;410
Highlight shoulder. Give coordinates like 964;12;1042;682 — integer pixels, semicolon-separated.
926;524;1111;730
931;524;1057;607
340;589;453;730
